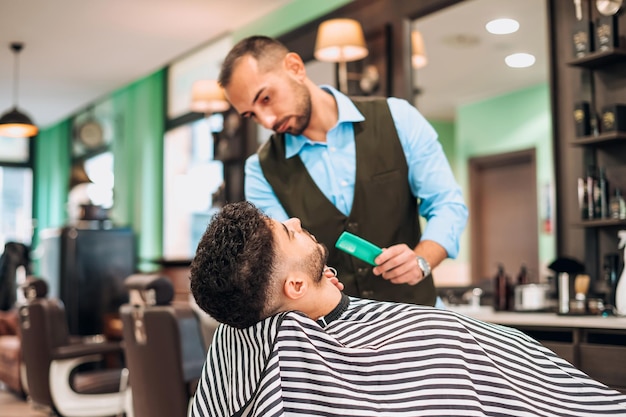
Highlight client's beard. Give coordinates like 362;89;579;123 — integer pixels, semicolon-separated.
312;243;329;284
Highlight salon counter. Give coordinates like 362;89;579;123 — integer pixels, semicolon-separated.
448;305;626;394
447;306;626;330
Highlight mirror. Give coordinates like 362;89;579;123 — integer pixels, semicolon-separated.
411;0;555;286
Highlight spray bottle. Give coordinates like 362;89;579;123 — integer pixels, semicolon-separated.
615;230;626;316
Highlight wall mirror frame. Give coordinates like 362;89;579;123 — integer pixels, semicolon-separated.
409;0;555;287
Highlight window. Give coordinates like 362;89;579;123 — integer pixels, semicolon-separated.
163;117;224;260
0;134;32;253
0;166;33;250
0;136;29;163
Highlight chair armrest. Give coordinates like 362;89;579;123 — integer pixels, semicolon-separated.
52;341;123;360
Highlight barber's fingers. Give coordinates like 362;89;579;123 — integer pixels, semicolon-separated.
327;276;345;291
323;266;338;277
373;244;423;286
323;266;345;291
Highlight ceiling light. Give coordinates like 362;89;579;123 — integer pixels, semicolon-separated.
505;53;536;68
0;42;38;138
486;18;520;35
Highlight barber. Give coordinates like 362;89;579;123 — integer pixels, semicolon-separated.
217;35;467;306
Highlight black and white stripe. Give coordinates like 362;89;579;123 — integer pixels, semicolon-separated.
190;297;626;416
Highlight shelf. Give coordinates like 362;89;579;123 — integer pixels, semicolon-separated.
567;48;626;69
573;218;626;228
570;131;626;146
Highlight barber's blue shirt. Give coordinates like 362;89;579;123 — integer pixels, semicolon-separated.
244;86;467;258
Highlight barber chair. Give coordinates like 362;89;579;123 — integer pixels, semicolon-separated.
120;274;207;417
0;242;30;312
18;277;132;417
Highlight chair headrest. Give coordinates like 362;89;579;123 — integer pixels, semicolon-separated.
22;276;48;300
125;274;174;306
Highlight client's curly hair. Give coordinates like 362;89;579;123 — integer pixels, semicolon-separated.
190;201;276;328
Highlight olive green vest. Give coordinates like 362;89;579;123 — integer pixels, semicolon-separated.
258;97;436;306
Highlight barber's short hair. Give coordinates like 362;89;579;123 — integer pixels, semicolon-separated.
190;201;276;328
218;35;289;88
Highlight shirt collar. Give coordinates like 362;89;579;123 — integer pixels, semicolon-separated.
284;85;365;158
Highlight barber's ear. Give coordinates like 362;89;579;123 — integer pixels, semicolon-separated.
283;52;306;81
283;274;307;300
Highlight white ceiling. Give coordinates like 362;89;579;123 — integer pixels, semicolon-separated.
414;0;548;120
0;0;548;129
0;0;292;129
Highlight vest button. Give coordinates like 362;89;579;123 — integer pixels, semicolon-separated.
357;267;368;275
346;222;358;233
361;290;374;298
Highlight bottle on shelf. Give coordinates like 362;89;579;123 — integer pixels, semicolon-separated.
586;167;597;220
516;264;529;285
578;177;589;219
615;231;626;316
609;188;626;220
597;167;609;218
493;264;511;312
599;253;620;307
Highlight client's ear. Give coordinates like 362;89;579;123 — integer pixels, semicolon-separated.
283;273;307;300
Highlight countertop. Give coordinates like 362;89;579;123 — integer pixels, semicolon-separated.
447;305;626;330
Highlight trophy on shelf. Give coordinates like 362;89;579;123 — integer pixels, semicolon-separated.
574;101;592;136
573;0;595;58
595;0;623;51
601;104;626;132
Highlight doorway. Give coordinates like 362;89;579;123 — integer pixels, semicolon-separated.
469;148;539;283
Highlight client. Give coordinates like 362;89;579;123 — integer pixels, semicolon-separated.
189;201;626;417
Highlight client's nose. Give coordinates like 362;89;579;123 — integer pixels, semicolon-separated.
284;218;302;232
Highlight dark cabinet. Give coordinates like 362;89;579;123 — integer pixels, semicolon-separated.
39;226;136;336
567;40;626;290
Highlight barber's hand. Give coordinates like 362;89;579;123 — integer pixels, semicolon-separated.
324;266;344;291
372;244;424;286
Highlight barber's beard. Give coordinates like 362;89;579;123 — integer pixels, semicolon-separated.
281;80;312;136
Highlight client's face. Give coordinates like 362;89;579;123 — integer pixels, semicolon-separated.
271;217;328;283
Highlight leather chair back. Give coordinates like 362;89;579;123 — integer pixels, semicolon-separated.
120;274;206;417
18;278;62;409
18;277;130;417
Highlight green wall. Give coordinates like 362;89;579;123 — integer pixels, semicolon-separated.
33;120;71;252
429;120;456;177
110;71;165;271
33;72;165;274
453;82;555;277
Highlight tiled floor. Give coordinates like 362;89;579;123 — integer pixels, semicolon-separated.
0;388;50;417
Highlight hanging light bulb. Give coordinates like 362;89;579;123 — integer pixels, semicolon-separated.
190;79;230;114
0;42;38;138
411;31;428;69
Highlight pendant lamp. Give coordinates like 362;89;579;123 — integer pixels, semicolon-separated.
0;42;38;138
314;18;369;94
190;79;230;114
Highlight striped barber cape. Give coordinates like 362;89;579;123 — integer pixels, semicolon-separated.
189;297;626;417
